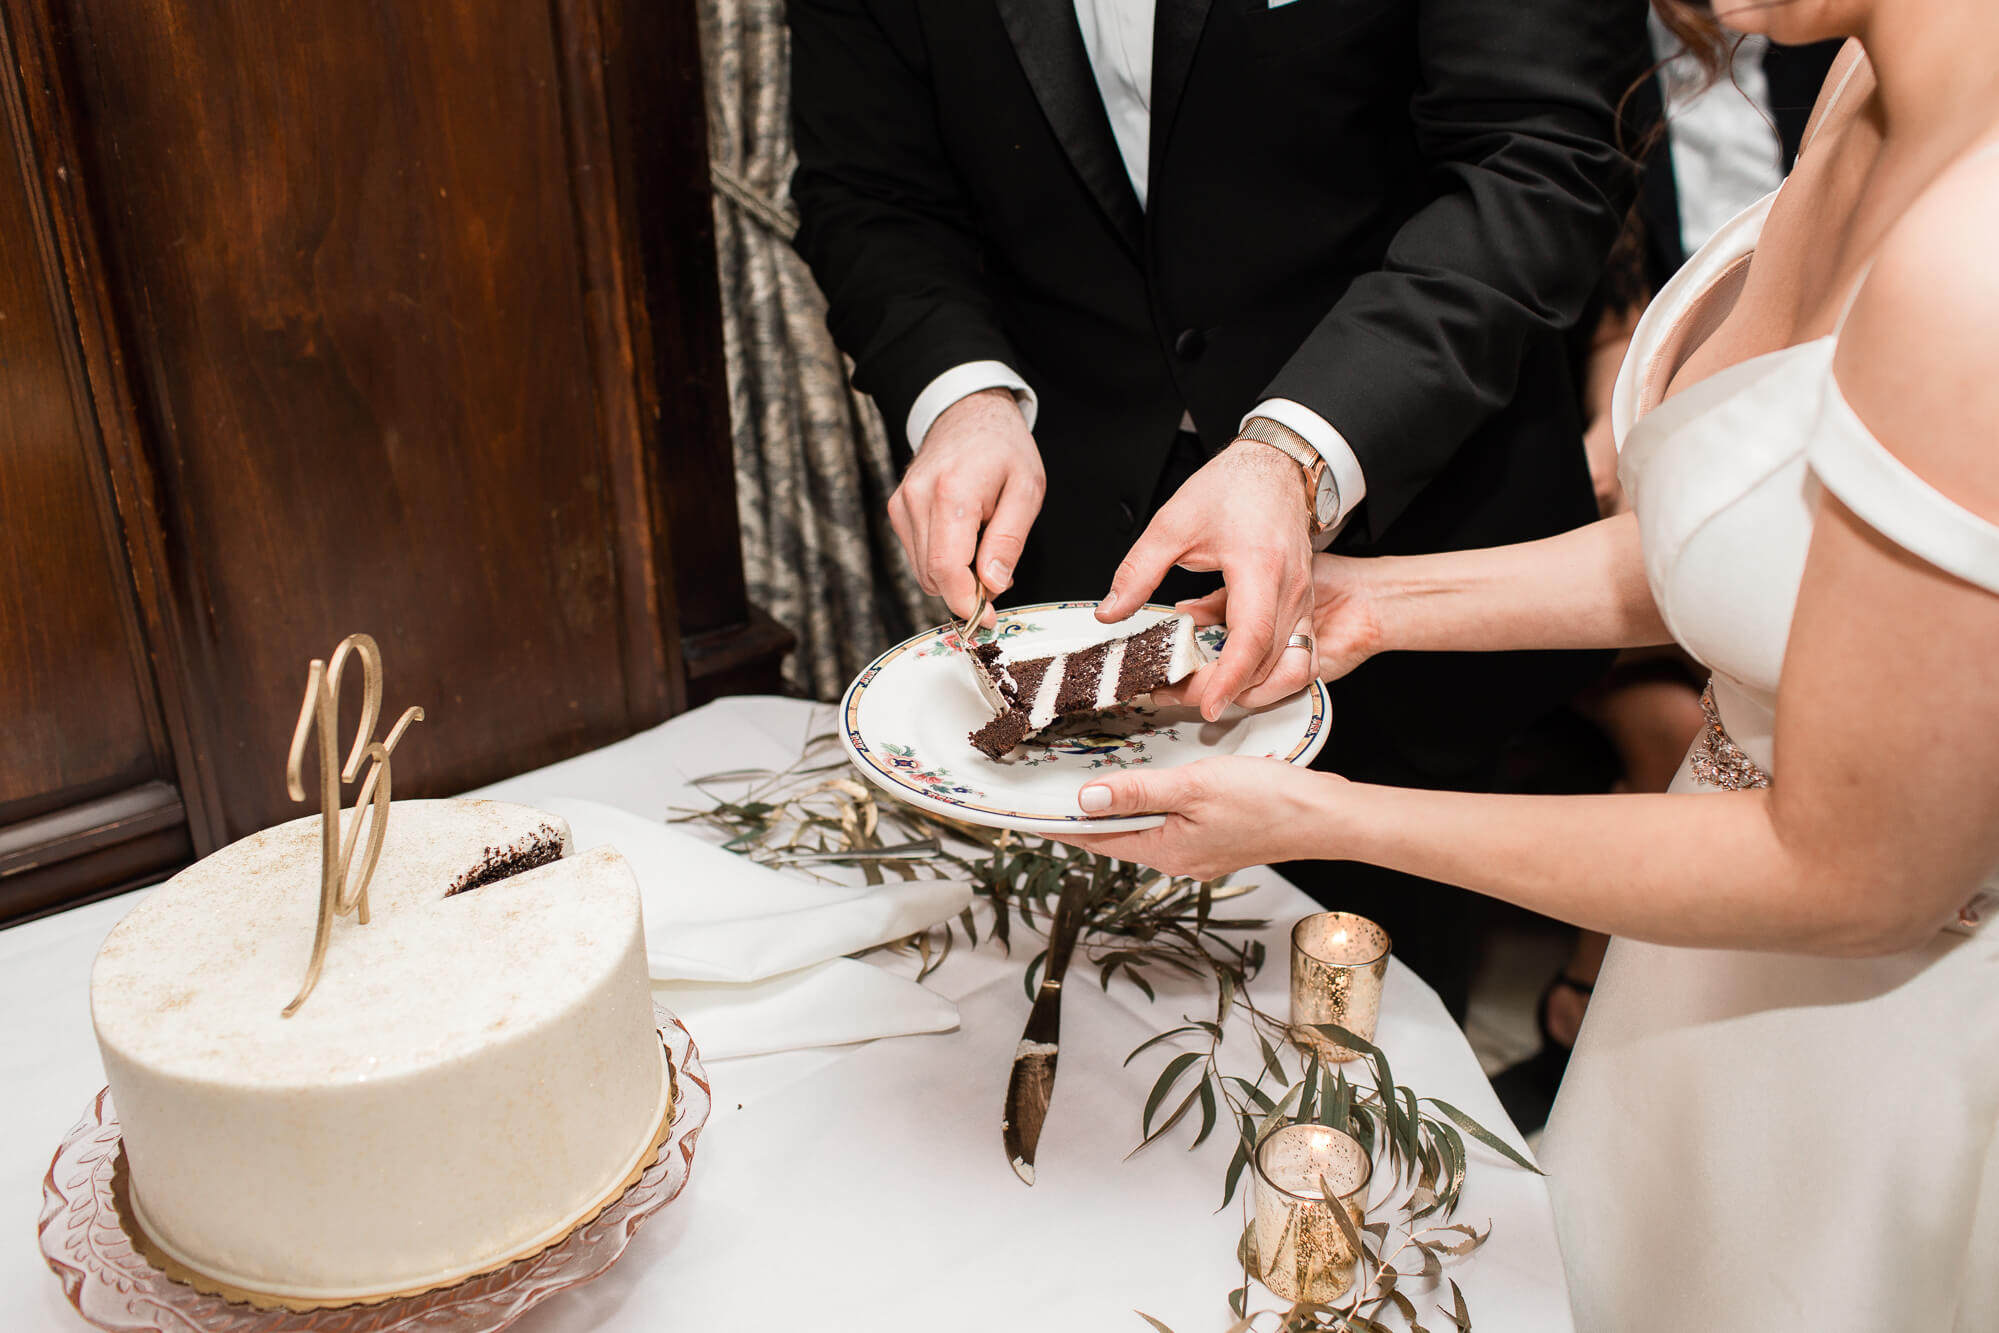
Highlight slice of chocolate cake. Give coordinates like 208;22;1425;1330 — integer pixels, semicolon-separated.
967;615;1208;759
447;822;568;895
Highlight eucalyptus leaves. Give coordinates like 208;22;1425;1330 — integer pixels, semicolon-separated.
675;732;1266;1000
683;731;1532;1332
1129;1011;1533;1333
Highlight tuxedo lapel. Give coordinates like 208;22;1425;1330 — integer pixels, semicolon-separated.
1148;0;1213;197
993;0;1145;255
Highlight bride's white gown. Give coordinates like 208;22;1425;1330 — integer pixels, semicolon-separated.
1540;168;1999;1326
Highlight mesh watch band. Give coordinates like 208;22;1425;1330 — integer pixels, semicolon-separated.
1233;416;1338;534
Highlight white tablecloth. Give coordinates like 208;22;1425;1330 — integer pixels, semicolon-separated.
1;696;1573;1331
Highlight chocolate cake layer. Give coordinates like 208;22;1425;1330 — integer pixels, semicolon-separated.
1052;642;1112;716
964;614;1208;760
1008;656;1052;706
447;824;567;895
969;710;1033;761
1116;620;1176;700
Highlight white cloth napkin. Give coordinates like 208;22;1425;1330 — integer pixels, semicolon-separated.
651;959;955;1061
529;797;968;1059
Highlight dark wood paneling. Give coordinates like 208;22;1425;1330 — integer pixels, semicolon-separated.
5;0;224;851
684;606;797;706
597;0;752;640
549;0;687;726
0;782;193;922
0;9;180;854
0;0;787;919
0;109;156;821
37;0;669;841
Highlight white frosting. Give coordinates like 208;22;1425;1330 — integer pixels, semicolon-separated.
1161;613;1209;683
1093;639;1129;711
90;799;665;1301
1017;615;1210;733
1027;653;1069;730
983;615;1210;740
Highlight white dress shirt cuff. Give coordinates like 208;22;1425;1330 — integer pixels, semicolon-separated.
905;362;1038;451
1242;398;1368;534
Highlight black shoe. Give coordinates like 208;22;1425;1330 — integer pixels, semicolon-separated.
1489;972;1593;1135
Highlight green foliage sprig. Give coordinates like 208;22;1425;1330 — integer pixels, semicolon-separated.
1129;1009;1533;1333
684;728;1534;1333
673;731;1268;1000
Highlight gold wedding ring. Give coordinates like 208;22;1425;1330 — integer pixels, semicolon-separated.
1287;633;1315;654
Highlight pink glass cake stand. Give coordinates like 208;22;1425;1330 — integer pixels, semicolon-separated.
39;1010;710;1333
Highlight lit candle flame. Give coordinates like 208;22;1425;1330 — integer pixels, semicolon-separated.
1330;927;1349;948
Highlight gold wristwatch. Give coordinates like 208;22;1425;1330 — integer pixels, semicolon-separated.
1233;415;1338;535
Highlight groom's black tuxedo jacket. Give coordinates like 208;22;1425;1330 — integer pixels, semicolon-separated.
789;0;1650;609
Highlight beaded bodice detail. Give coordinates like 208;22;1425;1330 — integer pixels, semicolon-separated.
1686;683;1770;793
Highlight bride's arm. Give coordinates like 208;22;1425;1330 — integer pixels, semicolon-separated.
1167;511;1670;711
1314;477;1999;957
1063;174;1999;958
1067;491;1999;955
1363;511;1666;655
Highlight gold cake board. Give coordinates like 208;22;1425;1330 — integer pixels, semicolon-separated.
111;1038;679;1313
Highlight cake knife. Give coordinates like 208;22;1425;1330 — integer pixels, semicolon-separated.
1001;861;1096;1185
770;839;940;865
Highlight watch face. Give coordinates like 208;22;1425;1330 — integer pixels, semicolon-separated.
1313;473;1338;526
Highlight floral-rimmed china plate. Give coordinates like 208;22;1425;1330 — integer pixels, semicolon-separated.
839;601;1331;833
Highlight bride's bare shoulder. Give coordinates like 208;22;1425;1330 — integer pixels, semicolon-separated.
1833;140;1999;525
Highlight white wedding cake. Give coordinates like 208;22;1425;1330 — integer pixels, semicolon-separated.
90;798;669;1305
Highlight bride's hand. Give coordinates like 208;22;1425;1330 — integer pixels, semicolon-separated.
1050;756;1339;880
1155;553;1383;711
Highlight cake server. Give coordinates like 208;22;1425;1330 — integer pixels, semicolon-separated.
1001;859;1098;1185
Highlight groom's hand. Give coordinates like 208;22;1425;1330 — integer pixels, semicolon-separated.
887;388;1045;626
1099;442;1315;721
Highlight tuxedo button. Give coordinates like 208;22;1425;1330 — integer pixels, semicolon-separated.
1174;328;1205;360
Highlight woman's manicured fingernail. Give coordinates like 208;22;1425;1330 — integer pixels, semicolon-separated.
985;558;1011;586
1079;785;1113;813
1099;592;1119;616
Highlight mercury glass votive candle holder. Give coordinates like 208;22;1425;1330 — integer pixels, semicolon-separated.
1290;911;1390;1062
1251;1123;1372;1303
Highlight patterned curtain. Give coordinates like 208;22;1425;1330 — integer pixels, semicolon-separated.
697;0;936;700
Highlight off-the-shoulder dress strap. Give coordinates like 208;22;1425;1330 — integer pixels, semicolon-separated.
1812;386;1999;596
1817;134;1999;596
1800;47;1868;157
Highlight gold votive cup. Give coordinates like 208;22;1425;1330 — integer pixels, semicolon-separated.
1251;1123;1372;1303
1290;911;1390;1063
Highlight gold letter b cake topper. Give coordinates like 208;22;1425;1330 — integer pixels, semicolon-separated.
281;634;424;1017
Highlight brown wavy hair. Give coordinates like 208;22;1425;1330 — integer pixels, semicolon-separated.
1651;1;1735;82
1598;4;1741;316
